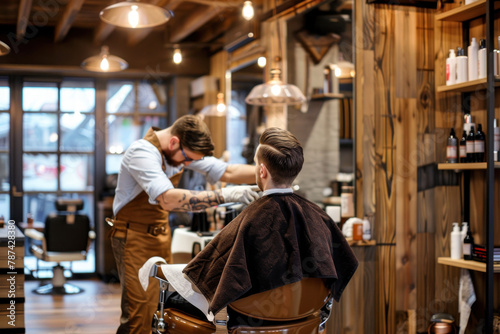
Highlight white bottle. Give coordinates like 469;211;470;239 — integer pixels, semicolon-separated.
468;38;478;81
456;47;468;84
362;216;371;241
446;49;456;85
478;39;487;79
451;222;462;260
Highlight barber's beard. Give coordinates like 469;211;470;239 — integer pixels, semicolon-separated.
164;148;182;167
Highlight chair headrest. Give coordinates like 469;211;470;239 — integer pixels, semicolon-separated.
55;198;84;212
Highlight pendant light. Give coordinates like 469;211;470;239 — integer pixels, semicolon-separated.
242;1;255;21
173;48;182;64
0;41;11;56
245;68;306;105
100;1;173;29
81;46;128;72
200;93;240;118
245;17;306;106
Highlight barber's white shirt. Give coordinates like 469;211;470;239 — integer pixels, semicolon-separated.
113;139;227;215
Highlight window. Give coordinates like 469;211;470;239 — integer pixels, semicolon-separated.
106;80;167;174
0;77;9;219
22;79;96;275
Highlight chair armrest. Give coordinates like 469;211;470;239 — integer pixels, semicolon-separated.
24;228;45;241
89;230;96;239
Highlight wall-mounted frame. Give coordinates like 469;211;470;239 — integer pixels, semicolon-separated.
366;0;437;8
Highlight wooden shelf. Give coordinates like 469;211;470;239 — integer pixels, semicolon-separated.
347;239;376;247
311;93;348;100
435;0;500;22
437;162;500;170
438;257;500;273
436;78;492;93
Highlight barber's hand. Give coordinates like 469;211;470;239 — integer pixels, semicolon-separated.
221;185;260;205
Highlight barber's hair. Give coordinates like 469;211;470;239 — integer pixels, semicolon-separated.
258;127;304;186
171;115;215;156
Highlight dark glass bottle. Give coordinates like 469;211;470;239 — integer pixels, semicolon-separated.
459;130;467;163
446;128;458;163
463;226;474;260
475;123;485;162
466;125;475;163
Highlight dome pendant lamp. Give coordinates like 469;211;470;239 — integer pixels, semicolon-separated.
100;1;173;29
0;41;11;56
81;46;128;72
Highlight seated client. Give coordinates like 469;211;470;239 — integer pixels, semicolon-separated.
170;127;359;324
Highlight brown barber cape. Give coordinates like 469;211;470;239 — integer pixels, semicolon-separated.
183;193;359;315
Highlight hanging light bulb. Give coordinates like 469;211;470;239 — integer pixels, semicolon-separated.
245;68;306;106
216;93;227;113
257;56;266;68
128;5;140;28
173;49;182;64
200;93;240;118
242;1;254;21
100;1;173;28
81;46;128;72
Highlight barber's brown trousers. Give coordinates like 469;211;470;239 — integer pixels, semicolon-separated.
111;223;171;334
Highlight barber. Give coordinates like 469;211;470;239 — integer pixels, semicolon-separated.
108;115;259;334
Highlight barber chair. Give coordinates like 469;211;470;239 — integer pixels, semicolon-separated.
151;264;333;334
24;198;95;295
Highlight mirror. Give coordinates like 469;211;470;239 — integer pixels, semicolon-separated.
285;0;354;206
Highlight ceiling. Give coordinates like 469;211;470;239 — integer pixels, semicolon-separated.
0;0;262;76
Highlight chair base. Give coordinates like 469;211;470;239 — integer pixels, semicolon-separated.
33;283;84;295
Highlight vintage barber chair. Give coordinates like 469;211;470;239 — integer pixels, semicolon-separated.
24;198;95;295
151;264;333;334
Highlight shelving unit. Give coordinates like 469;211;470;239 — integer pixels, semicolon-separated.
310;92;349;100
438;257;500;273
437;162;500;170
436;1;497;332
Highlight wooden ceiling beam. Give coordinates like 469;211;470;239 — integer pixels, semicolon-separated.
127;0;184;46
17;0;33;40
169;6;225;43
183;0;240;7
54;0;86;42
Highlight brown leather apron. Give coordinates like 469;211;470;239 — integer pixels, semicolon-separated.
110;127;183;334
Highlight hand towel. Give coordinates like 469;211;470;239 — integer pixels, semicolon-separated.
138;256;167;291
458;268;476;334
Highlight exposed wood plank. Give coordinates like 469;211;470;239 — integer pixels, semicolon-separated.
17;0;33;40
416;231;435;332
54;0;86;42
376;245;396;334
395;7;417;99
169;6;225;43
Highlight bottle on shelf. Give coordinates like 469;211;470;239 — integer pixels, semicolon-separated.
461;222;468;251
478;39;487;79
474;123;485;162
446;128;458;163
446;49;456;86
450;222;462;260
459;130;468;163
468;37;478;81
455;47;468;84
466;125;476;162
463;225;474;261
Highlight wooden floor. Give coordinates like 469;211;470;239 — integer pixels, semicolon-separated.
25;279;122;334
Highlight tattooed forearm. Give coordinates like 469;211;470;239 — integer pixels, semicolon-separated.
164;189;225;212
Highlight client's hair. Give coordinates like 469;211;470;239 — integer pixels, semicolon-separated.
258;127;304;186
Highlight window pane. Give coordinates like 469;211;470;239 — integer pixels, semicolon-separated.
0;78;9;111
23;153;58;191
23;82;58;111
0;113;9;150
107;115;166;153
23;113;58;151
60;154;94;191
138;81;166;113
106;154;123;175
61;80;95;113
106;81;134;113
0;194;9;219
60;113;95;152
0;153;8;191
